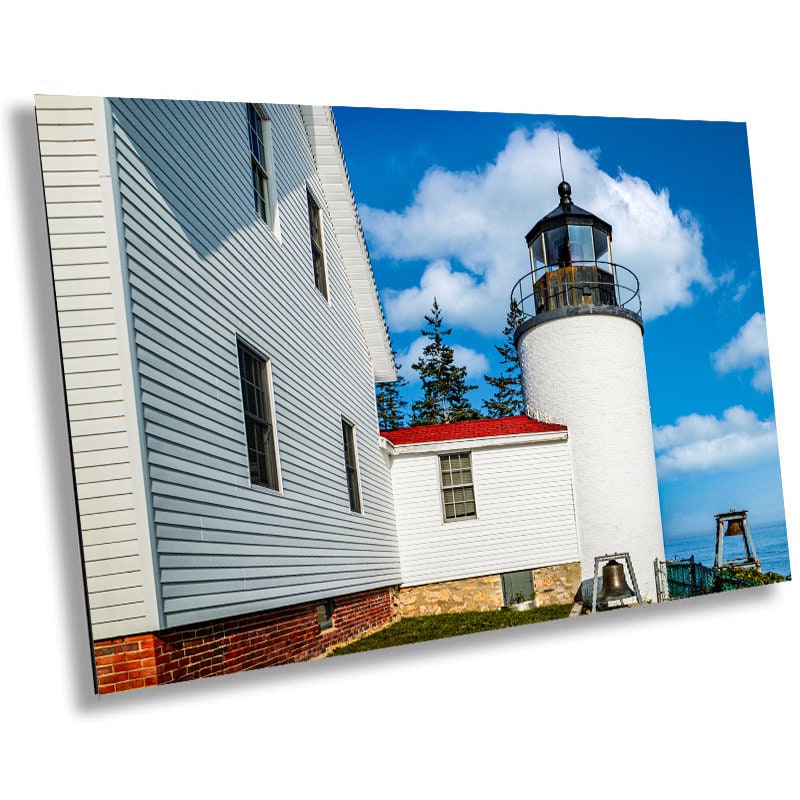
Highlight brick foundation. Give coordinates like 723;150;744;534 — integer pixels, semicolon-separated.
94;586;394;694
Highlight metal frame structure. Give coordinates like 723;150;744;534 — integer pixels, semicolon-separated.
714;510;760;571
591;552;643;613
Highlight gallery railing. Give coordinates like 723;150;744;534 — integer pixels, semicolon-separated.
511;261;641;322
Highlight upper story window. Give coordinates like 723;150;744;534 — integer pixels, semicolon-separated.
247;104;278;231
439;452;477;521
237;340;281;491
307;190;328;299
341;418;362;513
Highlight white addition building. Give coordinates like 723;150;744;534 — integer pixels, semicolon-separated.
35;96;665;694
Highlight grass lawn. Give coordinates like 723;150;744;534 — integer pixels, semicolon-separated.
328;604;573;656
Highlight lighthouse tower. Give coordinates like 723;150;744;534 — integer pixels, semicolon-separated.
512;181;665;602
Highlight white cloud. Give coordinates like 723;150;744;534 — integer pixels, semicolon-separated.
362;127;714;335
711;312;772;392
397;335;488;386
732;280;751;303
382;261;489;334
653;405;778;478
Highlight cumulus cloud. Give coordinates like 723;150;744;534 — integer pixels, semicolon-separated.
362;127;714;335
653;405;778;478
712;312;772;392
398;335;489;386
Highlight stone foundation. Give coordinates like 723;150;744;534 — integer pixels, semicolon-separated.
396;562;582;617
396;575;503;617
533;562;582;606
93;586;394;694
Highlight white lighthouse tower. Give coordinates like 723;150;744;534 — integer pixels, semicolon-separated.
512;181;665;602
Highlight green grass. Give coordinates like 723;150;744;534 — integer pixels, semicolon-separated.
328;604;573;656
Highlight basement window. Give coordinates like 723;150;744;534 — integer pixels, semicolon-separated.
439;452;477;521
317;599;334;631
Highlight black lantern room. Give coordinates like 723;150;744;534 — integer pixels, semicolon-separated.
525;181;617;313
511;182;642;340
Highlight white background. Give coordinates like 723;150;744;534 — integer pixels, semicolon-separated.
2;3;798;796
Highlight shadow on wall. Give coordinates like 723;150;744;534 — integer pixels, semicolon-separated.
108;97;294;261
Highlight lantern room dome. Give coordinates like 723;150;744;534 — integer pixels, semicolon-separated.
524;180;612;245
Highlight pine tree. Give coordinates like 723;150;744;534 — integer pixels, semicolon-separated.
410;299;481;425
482;298;525;418
375;351;408;431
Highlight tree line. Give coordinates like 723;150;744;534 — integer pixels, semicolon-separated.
376;298;525;430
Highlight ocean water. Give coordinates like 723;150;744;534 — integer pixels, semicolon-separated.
663;522;792;578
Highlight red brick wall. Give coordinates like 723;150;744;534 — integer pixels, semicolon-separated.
94;586;394;694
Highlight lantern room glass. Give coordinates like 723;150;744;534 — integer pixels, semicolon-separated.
567;225;594;263
530;224;613;280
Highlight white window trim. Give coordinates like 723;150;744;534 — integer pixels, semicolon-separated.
237;338;283;495
248;103;280;238
307;185;330;302
438;450;478;524
341;416;363;514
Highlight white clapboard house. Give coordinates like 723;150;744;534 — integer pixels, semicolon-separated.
36;96;663;693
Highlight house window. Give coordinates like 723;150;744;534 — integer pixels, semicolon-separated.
307;190;328;298
316;599;334;631
237;340;280;491
341;419;362;513
247;104;277;228
439;452;477;521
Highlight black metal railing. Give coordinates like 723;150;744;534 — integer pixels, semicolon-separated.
511;261;641;322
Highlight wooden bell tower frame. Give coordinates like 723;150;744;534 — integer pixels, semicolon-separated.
714;510;760;571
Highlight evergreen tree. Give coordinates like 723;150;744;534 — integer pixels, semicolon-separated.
483;298;525;418
375;351;408;431
410;299;481;425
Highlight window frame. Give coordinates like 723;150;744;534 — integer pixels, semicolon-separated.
316;599;334;632
438;451;478;523
307;188;329;300
341;417;363;514
247;103;278;233
237;339;282;493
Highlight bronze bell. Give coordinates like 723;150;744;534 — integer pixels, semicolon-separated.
597;560;635;603
725;519;745;537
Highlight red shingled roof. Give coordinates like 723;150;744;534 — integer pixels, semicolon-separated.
380;415;566;445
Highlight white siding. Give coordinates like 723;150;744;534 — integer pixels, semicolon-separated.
106;99;400;628
390;439;580;586
35;95;160;639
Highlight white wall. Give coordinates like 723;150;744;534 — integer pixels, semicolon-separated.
389;436;579;587
518;314;665;601
35;95;160;638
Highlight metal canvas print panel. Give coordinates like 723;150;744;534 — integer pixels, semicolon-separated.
34;95;791;694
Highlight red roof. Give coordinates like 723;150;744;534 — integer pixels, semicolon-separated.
380;415;566;446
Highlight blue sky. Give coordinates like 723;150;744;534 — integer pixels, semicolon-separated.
333;107;786;545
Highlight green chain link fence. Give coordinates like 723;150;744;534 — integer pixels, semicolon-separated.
665;556;760;599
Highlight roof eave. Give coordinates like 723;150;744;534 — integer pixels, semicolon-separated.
383;429;569;455
299;105;396;382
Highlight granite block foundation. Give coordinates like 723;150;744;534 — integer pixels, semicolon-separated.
396;575;503;617
533;562;582;606
396;562;581;617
